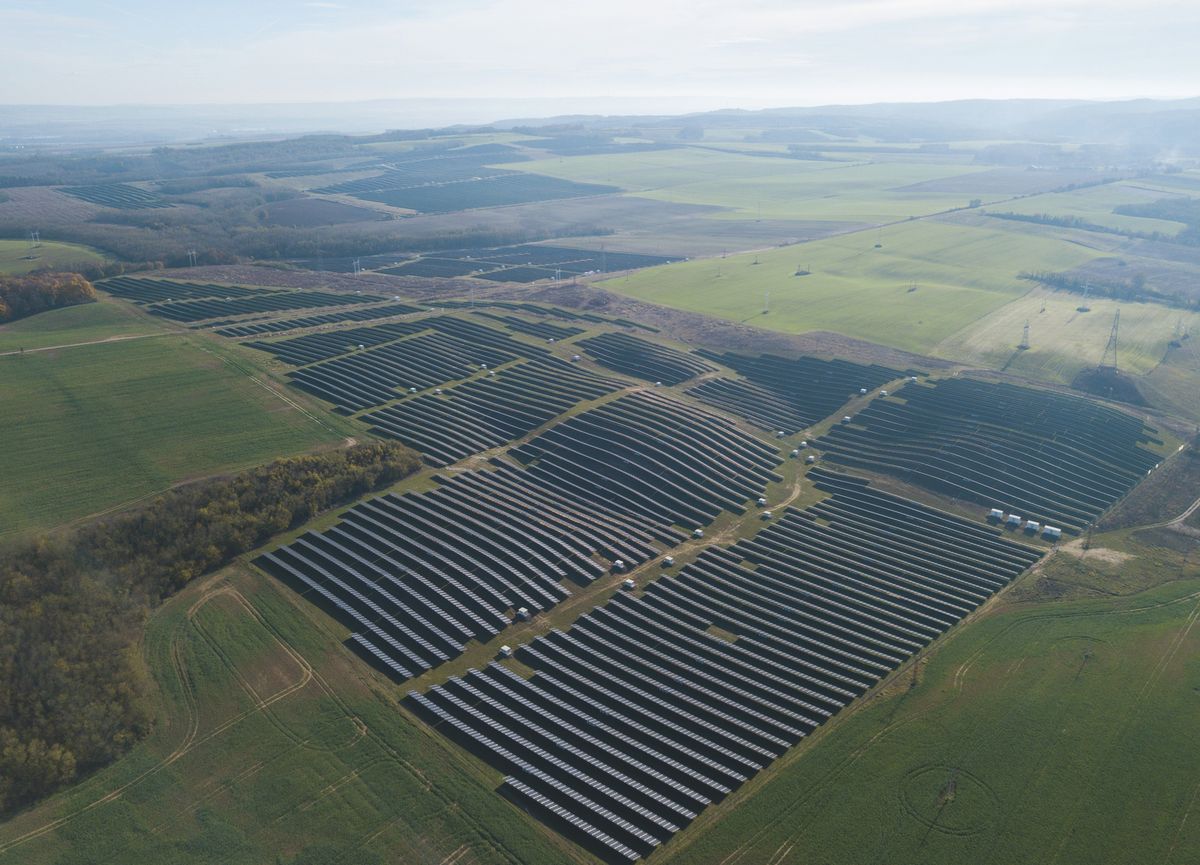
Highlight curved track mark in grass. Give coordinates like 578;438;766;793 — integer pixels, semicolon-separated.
0;627;201;857
1046;590;1200;863
259;581;537;865
899;765;1001;837
705;584;1200;865
188;586;363;754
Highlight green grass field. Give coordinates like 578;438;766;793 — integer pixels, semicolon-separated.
0;565;570;865
993;178;1194;235
0;298;166;354
935;287;1200;381
5;470;1196;865
652;536;1200;865
507;149;1000;222
603;217;1102;354
0;239;108;275
0;333;344;538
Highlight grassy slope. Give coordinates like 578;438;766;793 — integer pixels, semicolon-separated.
654;539;1200;865
0;239;108;275
506;149;997;222
0;330;344;538
996;175;1200;236
0;564;569;865
0;298;165;353
936;287;1200;381
602;218;1100;354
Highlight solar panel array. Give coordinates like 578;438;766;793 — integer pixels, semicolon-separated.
815;378;1162;532
577;332;715;385
215;302;424;337
413;469;1040;860
100;275;388;324
689;350;907;434
247;321;429;365
255;462;676;682
510;391;782;530
364;357;623;466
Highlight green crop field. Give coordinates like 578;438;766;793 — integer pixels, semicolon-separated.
508;149;1000;222
653;538;1200;865
0;565;568;865
0;333;344;539
935;288;1200;381
603;217;1102;354
0;239;108;275
991;178;1194;235
0;297;166;354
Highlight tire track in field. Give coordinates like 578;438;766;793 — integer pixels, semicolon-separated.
1046;592;1200;865
188;586;364;753
705;583;1200;865
0;629;201;857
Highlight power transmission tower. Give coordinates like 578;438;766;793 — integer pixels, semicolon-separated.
1077;280;1091;312
1100;308;1121;369
187;249;198;267
1018;319;1030;350
352;258;362;275
763;287;770;315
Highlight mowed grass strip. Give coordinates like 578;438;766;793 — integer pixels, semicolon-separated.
0;335;341;538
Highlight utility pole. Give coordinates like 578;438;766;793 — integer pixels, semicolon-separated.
1101;308;1121;369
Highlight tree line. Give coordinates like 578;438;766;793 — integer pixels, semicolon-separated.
0;272;96;323
0;441;420;815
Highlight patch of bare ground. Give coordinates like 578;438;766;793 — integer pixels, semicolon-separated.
1058;540;1135;565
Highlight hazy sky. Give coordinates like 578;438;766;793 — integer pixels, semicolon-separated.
4;0;1199;113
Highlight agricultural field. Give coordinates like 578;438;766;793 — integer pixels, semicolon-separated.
603;217;1100;355
0;296;159;353
505;151;1006;223
0;332;344;538
0;564;567;865
933;287;1200;382
0;238;108;275
991;175;1198;236
654;536;1200;865
5;106;1200;865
